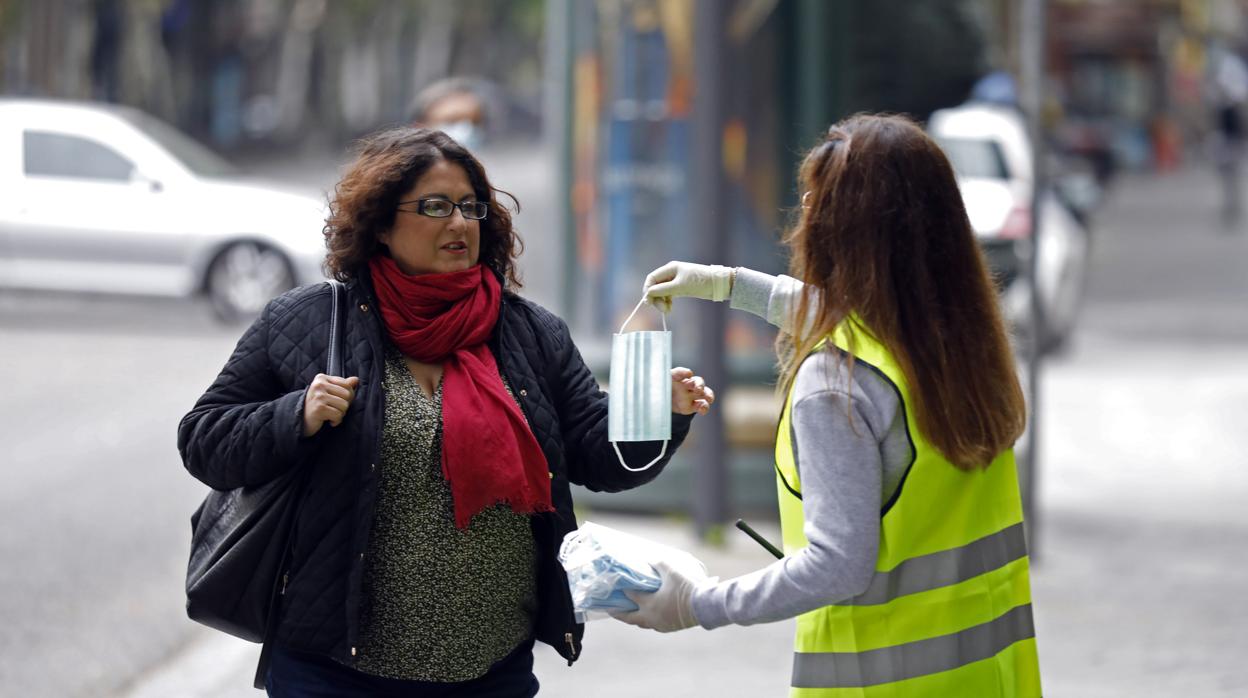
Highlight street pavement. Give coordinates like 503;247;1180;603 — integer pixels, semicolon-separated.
2;158;1245;697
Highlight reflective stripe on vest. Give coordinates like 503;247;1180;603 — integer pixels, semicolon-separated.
793;603;1036;689
844;522;1028;606
775;322;1041;697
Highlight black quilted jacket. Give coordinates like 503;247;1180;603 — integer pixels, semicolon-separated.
177;270;693;667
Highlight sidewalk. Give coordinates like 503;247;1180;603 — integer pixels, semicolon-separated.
1024;168;1248;697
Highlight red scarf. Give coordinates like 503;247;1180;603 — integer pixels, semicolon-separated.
368;256;553;528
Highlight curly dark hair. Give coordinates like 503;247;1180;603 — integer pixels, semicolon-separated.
323;127;523;287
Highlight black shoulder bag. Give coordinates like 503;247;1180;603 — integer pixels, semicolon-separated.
185;279;347;688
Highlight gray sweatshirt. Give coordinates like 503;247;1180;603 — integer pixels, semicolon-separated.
690;268;914;629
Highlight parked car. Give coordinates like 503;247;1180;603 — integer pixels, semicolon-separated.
929;103;1091;351
0;98;328;321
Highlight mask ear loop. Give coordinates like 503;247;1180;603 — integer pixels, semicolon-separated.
618;296;667;334
613;296;669;472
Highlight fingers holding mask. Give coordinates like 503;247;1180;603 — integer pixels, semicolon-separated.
644;263;680;312
643;261;681;297
641;261;733;307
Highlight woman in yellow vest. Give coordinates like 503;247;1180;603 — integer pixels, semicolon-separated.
616;113;1042;696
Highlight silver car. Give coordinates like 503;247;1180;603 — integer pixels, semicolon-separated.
0;98;328;321
929;104;1092;352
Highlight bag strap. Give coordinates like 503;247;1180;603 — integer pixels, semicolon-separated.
253;280;347;688
326;279;346;377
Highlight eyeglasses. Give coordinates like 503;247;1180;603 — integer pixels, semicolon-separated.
397;198;489;220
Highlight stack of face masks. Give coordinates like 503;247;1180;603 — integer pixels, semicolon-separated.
557;522;664;622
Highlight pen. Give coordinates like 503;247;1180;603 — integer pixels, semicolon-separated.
735;519;784;559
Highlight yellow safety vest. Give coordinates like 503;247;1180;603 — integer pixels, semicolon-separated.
775;322;1041;697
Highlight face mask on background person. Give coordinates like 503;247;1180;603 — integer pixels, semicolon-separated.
438;120;483;151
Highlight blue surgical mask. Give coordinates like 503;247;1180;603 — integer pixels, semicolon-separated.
608;298;671;471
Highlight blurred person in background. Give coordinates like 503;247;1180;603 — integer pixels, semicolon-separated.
1207;41;1248;230
407;77;493;151
622;114;1041;696
178;127;715;697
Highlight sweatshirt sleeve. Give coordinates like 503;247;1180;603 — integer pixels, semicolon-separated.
728;267;809;334
690;352;883;629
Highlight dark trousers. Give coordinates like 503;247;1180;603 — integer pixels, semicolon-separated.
265;638;540;697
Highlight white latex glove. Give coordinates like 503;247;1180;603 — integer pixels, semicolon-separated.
612;559;711;633
643;261;734;312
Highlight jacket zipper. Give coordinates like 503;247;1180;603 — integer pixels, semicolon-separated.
280;571;289;595
500;295;577;666
342;278;386;659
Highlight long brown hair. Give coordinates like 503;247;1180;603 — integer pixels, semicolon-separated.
323;127;523;287
778;114;1025;469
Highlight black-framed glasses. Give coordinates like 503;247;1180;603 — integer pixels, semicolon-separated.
397;198;489;220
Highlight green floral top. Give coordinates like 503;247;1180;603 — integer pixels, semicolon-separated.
351;346;537;681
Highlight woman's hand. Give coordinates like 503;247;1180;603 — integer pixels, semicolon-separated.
644;261;734;312
672;367;715;416
302;374;360;437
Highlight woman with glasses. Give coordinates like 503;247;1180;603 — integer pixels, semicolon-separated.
619;114;1041;696
179;127;715;697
